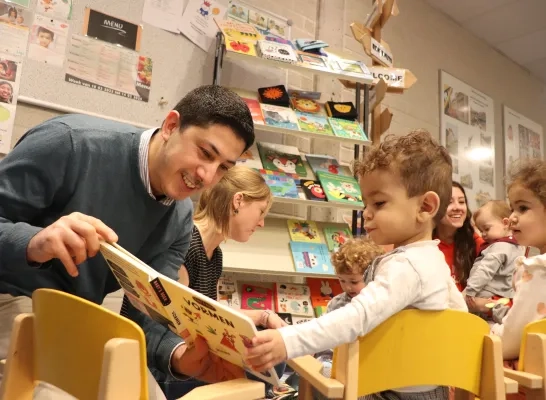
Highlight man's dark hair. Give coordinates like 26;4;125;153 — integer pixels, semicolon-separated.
174;85;254;151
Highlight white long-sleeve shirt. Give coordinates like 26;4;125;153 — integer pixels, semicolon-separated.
279;240;467;393
491;253;546;360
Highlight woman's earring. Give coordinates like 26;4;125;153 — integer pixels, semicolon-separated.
234;209;239;215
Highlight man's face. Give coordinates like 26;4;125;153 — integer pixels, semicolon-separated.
151;113;246;200
38;32;52;48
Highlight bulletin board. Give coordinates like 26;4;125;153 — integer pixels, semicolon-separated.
15;0;217;126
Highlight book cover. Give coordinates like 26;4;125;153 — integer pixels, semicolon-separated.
260;103;299;131
300;179;326;201
258;85;290;107
305;154;352;177
290;97;322;114
287;219;322;243
289;241;334;275
295;112;334;136
257;40;299;64
217;276;240;309
259;170;299;199
257;141;305;176
317;171;364;206
297;51;329;71
328;117;368;141
307;277;343;308
325;101;358;120
240;283;274;311
275;283;313;317
241;97;265;125
236;143;263;170
214;19;261;56
323;224;353;251
99;242;280;386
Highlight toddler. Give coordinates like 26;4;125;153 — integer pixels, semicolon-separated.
465;200;524;321
491;159;546;361
246;129;467;399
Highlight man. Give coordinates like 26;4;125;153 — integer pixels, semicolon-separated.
0;85;254;397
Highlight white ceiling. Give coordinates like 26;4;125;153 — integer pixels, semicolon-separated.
425;0;546;84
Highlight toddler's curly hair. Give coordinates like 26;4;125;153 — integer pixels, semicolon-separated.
507;158;546;207
331;238;384;275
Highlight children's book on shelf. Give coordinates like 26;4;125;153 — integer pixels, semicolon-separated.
274;283;313;317
325;101;358;120
260;103;299;131
297;51;329;71
99;242;280;386
289;241;334;275
240;283;274;311
257;142;306;176
236;143;263;170
259;169;299;199
317;171;364;206
215;18;262;56
307;277;343;309
217;276;240;309
328;117;368;141
241;97;265;125
295;111;333;136
323;223;353;251
257;40;299;64
287;219;322;243
300;179;326;201
290;96;322;114
258;85;290;107
292;315;314;324
305;154;352;177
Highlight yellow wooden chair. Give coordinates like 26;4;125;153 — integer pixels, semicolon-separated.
288;309;518;400
503;318;546;399
0;288;264;400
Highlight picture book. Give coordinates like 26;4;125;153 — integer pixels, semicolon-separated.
215;18;262;46
289;241;334;275
241;97;265;125
306;278;343;308
297;51;329;71
328;117;368;141
305;154;352;177
260;103;299;131
257;40;299;64
257;141;306;176
217;276;240;309
275;283;313;317
258;85;290;107
325;101;358;120
317;171;364;206
300;179;326;201
99;242;280;386
236;143;263;170
290;97;322;114
295;112;333;136
323;224;353;251
240;283;274;311
287;219;322;243
259;170;299;199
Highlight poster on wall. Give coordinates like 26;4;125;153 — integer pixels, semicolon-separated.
226;0;289;39
503;105;544;173
440;70;495;211
27;14;69;67
0;0;32;57
178;0;227;52
0;52;21;154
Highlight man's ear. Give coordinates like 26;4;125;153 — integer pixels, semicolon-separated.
160;110;181;141
418;191;440;223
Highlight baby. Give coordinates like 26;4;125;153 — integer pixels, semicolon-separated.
465;200;524;321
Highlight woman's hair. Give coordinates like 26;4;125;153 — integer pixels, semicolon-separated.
331;238;384;275
507;158;546;207
194;166;272;237
434;181;477;286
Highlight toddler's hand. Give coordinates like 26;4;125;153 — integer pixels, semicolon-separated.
245;329;287;372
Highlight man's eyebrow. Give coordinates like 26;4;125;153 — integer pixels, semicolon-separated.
207;142;237;165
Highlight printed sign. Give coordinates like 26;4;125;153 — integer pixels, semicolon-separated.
83;8;142;51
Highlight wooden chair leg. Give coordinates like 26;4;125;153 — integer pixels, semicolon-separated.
298;377;314;400
521;333;546;400
0;313;36;400
99;338;142;400
480;335;507;400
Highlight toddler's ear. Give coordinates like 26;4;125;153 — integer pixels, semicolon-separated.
502;217;510;228
418;191;440;223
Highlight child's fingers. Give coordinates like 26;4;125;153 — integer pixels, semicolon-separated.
251;329;275;346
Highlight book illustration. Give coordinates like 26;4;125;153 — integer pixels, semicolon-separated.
277;312;293;325
236;143;263;170
275;283;313;317
297;52;329;70
305;154;351;176
257;141;305;176
240;284;273;310
290;97;321;114
241;97;265;125
328;117;368;141
276;283;310;296
257;40;298;64
307;278;343;307
323;225;353;251
99;242;280;386
227;3;249;23
215;18;260;56
314;305;327;317
260;103;299;131
317;171;364;205
300;179;326;201
287;219;322;243
260;170;299;199
295;112;333;135
217;276;240;308
289;241;334;275
325;101;357;120
258;85;290;107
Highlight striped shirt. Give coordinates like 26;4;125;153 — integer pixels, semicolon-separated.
139;128;175;206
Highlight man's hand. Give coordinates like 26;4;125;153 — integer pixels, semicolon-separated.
26;212;118;276
245;329;287;372
171;336;244;383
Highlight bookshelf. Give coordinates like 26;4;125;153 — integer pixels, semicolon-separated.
272;196;363;210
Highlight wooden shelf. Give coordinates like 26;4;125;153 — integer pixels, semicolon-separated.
272;195;362;210
254;122;371;146
224;49;376;86
221;218;338;278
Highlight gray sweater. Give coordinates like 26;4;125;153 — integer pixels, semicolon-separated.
0;114;193;376
465;240;524;298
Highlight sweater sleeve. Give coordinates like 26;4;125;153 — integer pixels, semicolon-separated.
0;120;74;271
465;246;506;297
278;256;421;359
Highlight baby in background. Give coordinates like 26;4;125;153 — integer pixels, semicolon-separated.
246;129;467;400
465;200;524;322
